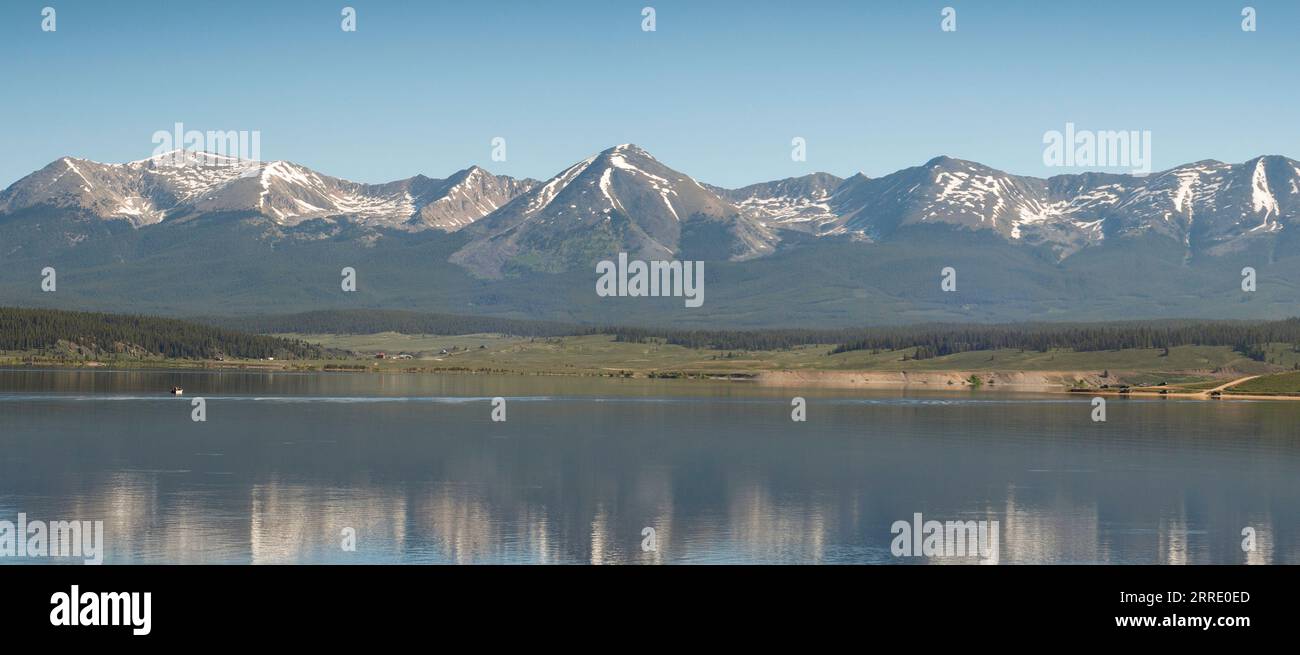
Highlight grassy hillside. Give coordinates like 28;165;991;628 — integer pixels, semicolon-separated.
6;302;1300;384
1225;371;1300;394
3;303;1294;385
284;333;1286;381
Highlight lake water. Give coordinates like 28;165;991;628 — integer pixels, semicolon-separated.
0;368;1296;564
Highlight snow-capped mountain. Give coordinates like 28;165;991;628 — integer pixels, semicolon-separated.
714;155;1300;260
0;150;535;231
407;166;536;232
709;173;845;236
811;156;1111;254
4;146;1300;326
711;158;1098;246
1090;156;1300;255
4;147;1300;271
450;144;774;277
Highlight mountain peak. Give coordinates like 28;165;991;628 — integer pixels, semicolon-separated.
449;143;758;277
601;143;654;159
1181;158;1227;168
923;155;989;171
1246;154;1299;167
449;165;490;181
126;148;259;169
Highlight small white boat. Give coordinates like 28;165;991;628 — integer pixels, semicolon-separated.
170;386;184;395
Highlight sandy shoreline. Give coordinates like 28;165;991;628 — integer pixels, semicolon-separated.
7;360;1300;400
754;370;1300;401
753;369;1101;392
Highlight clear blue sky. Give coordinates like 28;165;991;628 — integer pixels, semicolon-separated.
1;0;1296;188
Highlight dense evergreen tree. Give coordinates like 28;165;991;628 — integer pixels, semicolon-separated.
1;307;327;359
829;319;1300;358
201;310;593;339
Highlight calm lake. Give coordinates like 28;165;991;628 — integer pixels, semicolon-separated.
0;368;1296;564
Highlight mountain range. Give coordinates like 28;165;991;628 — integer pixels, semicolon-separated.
2;145;1299;327
0;149;537;233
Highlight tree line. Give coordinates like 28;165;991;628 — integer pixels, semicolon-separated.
828;319;1300;358
200;309;595;339
191;309;1300;358
0;307;328;359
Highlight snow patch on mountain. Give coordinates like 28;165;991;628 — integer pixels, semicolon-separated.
526;156;596;217
1249;159;1281;232
609;148;680;221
